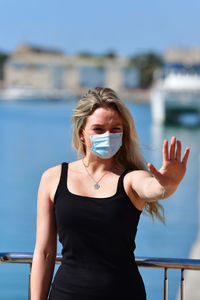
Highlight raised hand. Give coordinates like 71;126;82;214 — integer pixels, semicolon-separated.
147;137;190;192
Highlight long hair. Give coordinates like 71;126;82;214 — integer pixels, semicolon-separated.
72;87;165;223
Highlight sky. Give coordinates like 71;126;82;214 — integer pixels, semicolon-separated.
1;0;200;57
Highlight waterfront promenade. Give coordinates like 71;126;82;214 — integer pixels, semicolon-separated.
184;233;200;299
176;157;200;300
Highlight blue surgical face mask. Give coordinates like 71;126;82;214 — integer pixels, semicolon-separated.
89;132;123;159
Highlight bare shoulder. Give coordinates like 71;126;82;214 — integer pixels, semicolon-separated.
39;164;62;203
125;169;151;182
41;164;62;180
123;169;152;211
124;169;152;191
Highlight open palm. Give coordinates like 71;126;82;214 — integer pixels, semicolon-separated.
148;137;190;190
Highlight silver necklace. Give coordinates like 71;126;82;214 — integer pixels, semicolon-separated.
82;159;108;190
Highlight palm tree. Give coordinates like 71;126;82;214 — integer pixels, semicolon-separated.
129;52;163;88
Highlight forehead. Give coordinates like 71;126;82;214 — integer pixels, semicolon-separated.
86;107;122;126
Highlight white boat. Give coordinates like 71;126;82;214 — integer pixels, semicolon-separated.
0;85;74;101
151;73;200;125
0;85;49;100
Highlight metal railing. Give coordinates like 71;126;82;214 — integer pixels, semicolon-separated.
1;252;200;300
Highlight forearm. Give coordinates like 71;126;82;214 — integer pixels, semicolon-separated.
30;250;56;300
142;176;177;202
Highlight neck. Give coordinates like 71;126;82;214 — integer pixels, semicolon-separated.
82;155;115;173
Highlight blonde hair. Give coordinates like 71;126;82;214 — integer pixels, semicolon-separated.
72;87;164;223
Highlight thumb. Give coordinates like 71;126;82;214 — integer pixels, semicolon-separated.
148;163;162;181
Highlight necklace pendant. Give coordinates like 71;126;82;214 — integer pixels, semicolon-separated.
94;183;100;190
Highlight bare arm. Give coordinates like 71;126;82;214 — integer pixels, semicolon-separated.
30;169;57;300
131;137;190;202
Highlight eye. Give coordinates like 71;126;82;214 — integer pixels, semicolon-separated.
111;127;122;132
93;128;103;132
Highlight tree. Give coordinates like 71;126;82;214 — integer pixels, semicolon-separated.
103;51;117;59
0;52;9;79
129;52;163;88
77;51;94;58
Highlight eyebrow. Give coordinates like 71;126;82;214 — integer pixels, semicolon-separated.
91;123;123;127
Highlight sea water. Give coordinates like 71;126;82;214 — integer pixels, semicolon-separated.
0;99;199;300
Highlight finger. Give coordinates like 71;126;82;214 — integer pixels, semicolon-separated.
169;136;176;160
163;139;169;162
175;140;181;161
182;148;190;167
148;163;162;181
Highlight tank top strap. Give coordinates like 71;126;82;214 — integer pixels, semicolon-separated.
54;162;68;204
116;167;135;194
60;162;68;188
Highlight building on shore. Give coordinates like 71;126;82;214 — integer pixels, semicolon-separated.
2;44;143;100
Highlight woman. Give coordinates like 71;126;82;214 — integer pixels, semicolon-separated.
30;87;190;300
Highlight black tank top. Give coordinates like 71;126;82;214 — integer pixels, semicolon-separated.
51;162;146;298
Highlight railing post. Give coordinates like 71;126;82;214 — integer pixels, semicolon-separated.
28;263;32;300
164;267;168;300
180;269;184;300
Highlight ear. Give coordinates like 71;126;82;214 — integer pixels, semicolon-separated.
79;128;84;141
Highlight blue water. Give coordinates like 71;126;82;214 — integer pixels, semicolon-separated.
0;99;199;300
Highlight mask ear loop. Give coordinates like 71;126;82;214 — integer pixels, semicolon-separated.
79;136;86;158
79;127;86;144
80;137;85;144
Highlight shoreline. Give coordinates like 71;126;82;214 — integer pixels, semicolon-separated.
0;86;151;102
